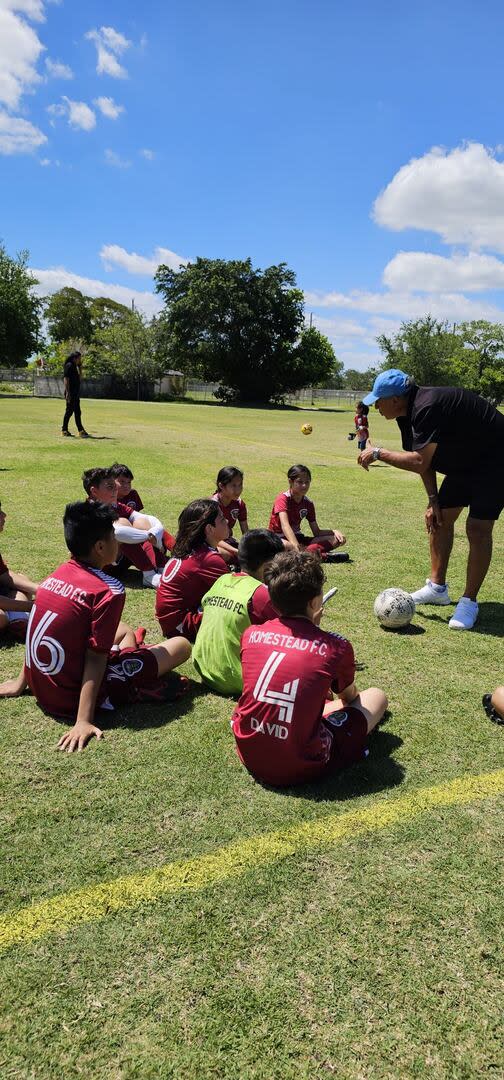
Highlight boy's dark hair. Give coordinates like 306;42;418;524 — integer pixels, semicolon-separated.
216;466;243;489
64;501;118;557
173;499;221;559
238;529;283;574
110;462;134;481
265;549;324;617
82;467;112;496
356;401;369;416
287;464;312;483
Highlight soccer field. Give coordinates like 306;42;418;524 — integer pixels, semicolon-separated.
1;397;503;1079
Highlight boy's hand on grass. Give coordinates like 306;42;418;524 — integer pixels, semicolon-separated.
57;720;104;753
333;530;346;546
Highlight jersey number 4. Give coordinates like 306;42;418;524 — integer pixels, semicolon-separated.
253;651;299;725
25;609;65;676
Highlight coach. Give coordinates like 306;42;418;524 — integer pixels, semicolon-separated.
358;369;504;630
62;351;89;438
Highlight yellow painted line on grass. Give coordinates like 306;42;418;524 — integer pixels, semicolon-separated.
1;768;503;953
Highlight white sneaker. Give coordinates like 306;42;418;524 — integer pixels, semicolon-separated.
410;579;452;606
142;570;161;589
449;597;479;630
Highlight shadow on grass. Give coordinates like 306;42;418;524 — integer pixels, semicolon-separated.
380;623;425;636
104;680;208;732
263;726;405;803
417;603;504;637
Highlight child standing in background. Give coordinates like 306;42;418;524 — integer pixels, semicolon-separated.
354;402;370;451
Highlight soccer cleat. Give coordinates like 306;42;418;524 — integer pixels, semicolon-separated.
142;570;161;589
410;579;452;605
448;597;479;630
78;430;90;439
323;552;350;563
482;694;504;725
61;430;73;437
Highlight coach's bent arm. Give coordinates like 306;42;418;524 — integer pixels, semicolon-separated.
359;442;437;475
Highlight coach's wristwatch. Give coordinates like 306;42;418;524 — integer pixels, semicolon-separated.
372;447;381;461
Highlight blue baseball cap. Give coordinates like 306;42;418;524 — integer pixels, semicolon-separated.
363;369;413;405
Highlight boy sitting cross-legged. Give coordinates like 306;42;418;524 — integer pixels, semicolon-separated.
0;501;191;752
83;467;167;588
231;549;387;787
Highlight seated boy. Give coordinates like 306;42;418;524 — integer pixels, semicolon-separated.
193;529;284;696
82;467;166;588
231;549;387;787
0;501;39;642
110;462;175;554
0;501;191;751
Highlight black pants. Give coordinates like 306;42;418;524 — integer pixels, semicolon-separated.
62;395;83;433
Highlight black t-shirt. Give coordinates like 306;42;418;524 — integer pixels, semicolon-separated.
396;385;504;475
63;358;80;395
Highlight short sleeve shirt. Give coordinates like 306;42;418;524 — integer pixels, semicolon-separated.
121;489;144;513
212;493;248;533
397;385;504;475
63;358;80;395
155;544;228;636
24;558;125;720
232;616;355;786
268;492;316;535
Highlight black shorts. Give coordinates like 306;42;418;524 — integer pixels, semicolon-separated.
438;467;504;521
322;706;368;770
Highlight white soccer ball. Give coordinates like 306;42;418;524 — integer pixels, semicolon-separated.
373;588;415;629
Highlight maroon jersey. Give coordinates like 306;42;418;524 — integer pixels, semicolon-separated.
156;544;228;641
115;500;135;520
24;558;125;720
248;582;277;623
0;551;8;576
232;616;355;786
212;493;248;533
121;489;144;513
268;492;316;535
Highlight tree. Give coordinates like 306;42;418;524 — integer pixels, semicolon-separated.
0;244;42;367
97;310;163;398
155;257;333;403
376;316;460;386
295;327;341;388
341;367;377;390
45;288;92;348
452;321;504;405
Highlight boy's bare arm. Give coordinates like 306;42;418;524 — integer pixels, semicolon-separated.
57;650;108;752
278;511;299;549
0;595;33;613
0;570;38;597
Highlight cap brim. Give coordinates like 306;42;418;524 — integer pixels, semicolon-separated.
362;391;377;405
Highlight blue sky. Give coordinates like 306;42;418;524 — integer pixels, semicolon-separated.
3;0;504;370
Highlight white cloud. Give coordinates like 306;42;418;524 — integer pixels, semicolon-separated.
140;147;155;160
45;56;73;79
85;26;131;78
104;148;131;168
373;143;504;253
0;4;44;110
383;251;504;293
32;266;162;318
62;96;95;131
304;286;503;323
2;1;45;22
39;155;59;166
100;243;188;275
0;108;46;153
94;96;124;119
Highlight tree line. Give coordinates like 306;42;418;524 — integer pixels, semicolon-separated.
1;242;503;404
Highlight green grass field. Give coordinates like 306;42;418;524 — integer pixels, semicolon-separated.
1;397;503;1080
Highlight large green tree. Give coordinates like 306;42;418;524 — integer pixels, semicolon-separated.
96;310;163;397
376;316;460;386
155;257;335;403
45;287;93;347
0;244;42;367
452;321;504;405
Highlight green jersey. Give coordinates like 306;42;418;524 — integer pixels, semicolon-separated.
193;573;264;696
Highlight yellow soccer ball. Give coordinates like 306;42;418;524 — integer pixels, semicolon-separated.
301;423;313;435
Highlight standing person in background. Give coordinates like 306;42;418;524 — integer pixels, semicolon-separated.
62;351;89;438
354;402;370;450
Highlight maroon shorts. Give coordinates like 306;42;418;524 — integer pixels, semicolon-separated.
322;706;368;770
296;534;333;555
102;646;159;705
